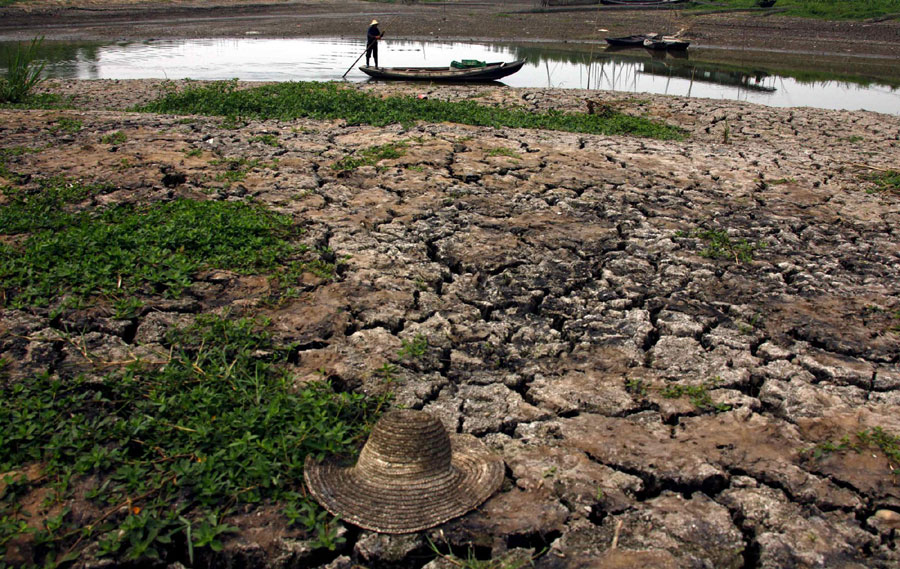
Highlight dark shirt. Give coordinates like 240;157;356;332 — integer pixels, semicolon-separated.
367;25;381;44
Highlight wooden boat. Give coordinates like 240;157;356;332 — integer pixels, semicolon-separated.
359;60;526;82
605;34;655;47
643;37;690;50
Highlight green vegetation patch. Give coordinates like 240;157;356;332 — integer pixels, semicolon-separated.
660;380;733;413
331;141;407;172
0;314;388;564
0;196;306;309
0;37;46;104
676;228;766;263
804;427;900;473
137;80;686;140
689;0;900;20
0;176;111;234
627;376;732;413
862;169;900;193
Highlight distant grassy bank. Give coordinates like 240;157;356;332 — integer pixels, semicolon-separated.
136;80;686;140
691;0;900;20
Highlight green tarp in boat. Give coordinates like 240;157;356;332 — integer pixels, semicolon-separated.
450;59;487;69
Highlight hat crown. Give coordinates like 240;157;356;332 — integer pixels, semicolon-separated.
357;410;452;481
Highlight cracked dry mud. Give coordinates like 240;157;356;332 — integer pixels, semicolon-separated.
2;79;900;568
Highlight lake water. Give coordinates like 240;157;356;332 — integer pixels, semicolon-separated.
3;37;898;115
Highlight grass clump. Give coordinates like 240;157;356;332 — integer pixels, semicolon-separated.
100;130;127;145
676;228;766;263
331;141;407;172
137;80;686;140
0;313;388;564
0;37;46;104
862;169;900;193
0;197;309;309
486;147;521;159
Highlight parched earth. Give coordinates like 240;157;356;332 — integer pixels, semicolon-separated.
2;78;900;568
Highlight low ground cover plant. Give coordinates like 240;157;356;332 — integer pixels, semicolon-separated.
0;314;389;565
863;169;900;193
137;80;686;140
675;227;766;263
0;180;328;311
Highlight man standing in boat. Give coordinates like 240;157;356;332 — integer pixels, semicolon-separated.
366;19;383;68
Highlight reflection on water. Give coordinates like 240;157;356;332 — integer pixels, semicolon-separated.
1;38;898;114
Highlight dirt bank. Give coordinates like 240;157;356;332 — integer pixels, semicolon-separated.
1;77;899;567
2;0;900;60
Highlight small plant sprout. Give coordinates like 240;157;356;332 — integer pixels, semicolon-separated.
398;334;428;360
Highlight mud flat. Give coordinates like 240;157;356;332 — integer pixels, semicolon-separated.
2;78;899;567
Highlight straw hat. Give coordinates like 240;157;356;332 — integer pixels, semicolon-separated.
370;19;379;25
304;410;504;533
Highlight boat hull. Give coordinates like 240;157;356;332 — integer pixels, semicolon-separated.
359;60;526;82
605;35;651;47
643;38;690;50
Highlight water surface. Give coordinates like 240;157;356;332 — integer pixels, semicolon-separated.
2;38;898;114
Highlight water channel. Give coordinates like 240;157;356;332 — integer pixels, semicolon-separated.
2;37;898;115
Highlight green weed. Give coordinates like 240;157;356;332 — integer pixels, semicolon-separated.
0;176;111;234
373;362;400;384
632;376;732;413
804;427;900;474
624;378;648;396
184;147;203;157
862;169;900;193
100;130;127;145
0;37;46;104
427;537;540;569
49;117;83;135
137;81;686;140
486;147;521;159
0;197;307;309
677;228;766;263
398;333;428;359
660;380;733;413
331;141;408;172
250;133;281;147
0;314;388;565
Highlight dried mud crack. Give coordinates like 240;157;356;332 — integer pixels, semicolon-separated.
1;78;899;568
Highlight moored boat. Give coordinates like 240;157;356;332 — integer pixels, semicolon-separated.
642;37;690;50
605;34;655;47
359;60;526;82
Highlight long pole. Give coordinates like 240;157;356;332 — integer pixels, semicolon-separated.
342;38;377;79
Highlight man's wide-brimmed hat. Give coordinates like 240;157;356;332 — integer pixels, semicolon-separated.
304;410;504;533
370;19;378;25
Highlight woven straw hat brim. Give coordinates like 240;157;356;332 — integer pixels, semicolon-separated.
304;434;504;534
